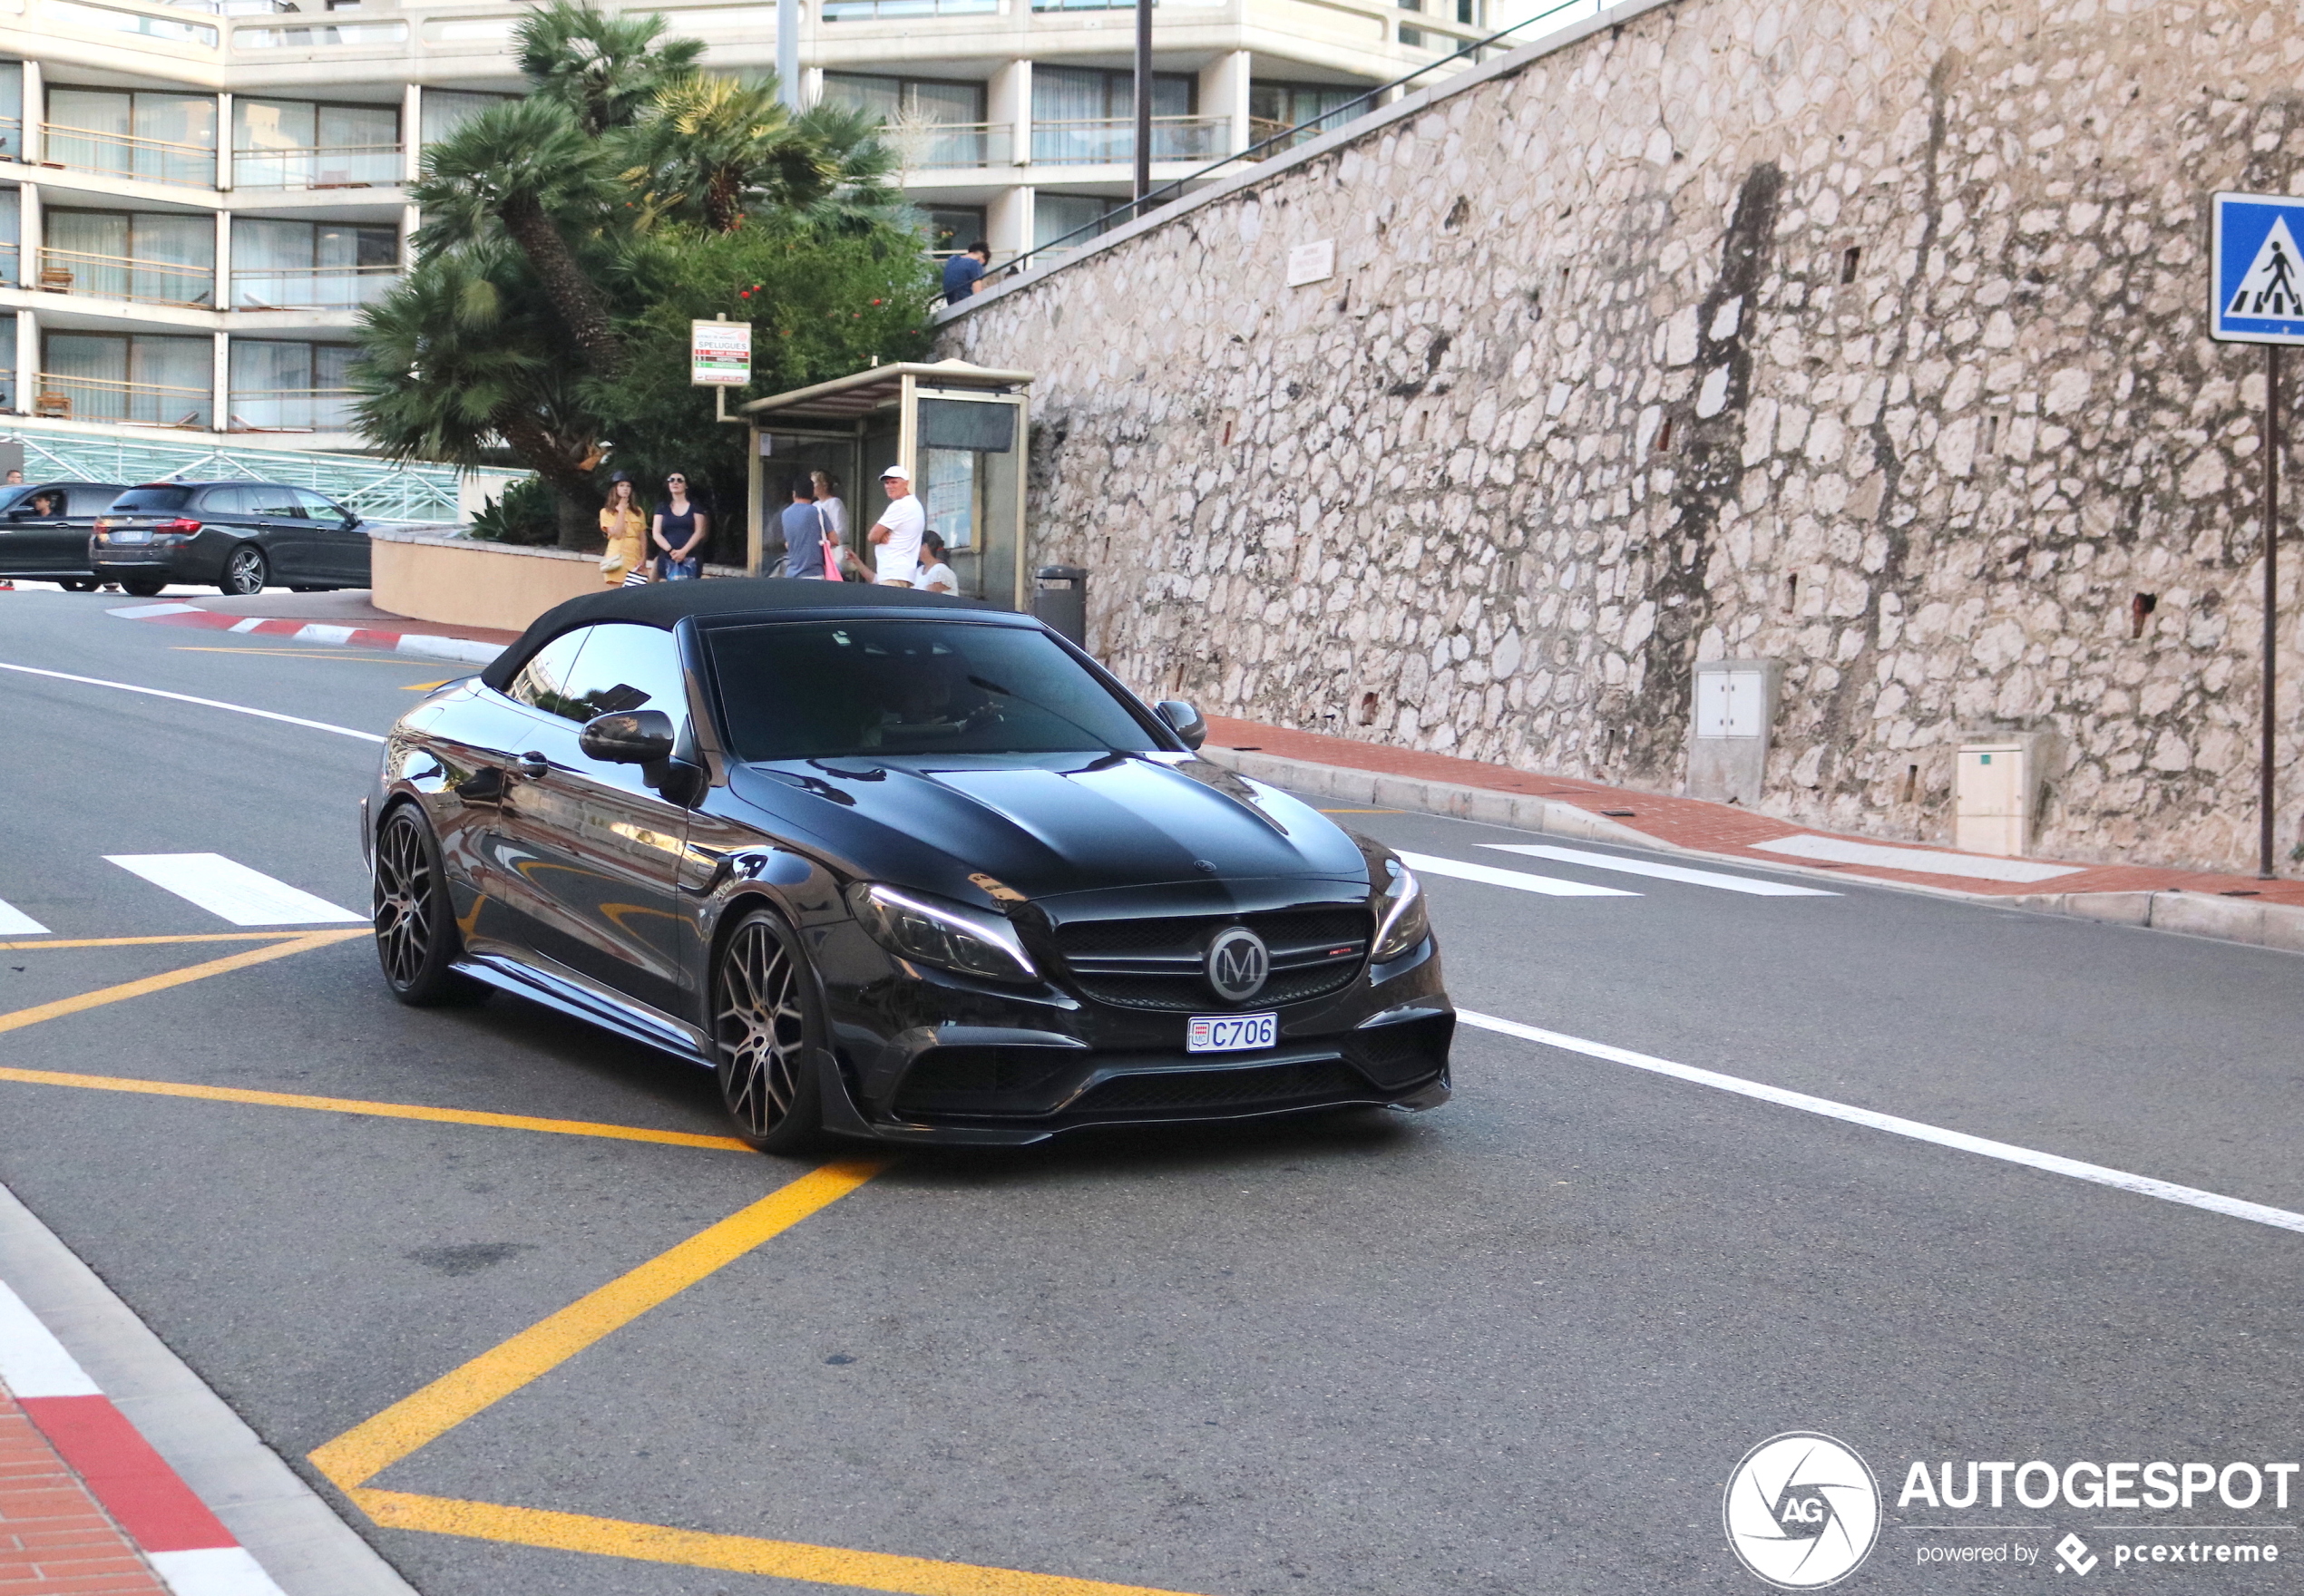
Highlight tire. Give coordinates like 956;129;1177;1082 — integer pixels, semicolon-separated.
712;908;826;1153
58;579;96;593
220;545;267;597
373;803;483;1007
122;579;165;598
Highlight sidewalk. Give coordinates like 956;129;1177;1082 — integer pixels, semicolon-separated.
1201;715;2304;949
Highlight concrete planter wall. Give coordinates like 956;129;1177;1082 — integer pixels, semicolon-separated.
368;527;741;633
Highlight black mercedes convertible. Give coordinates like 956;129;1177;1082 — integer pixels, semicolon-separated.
364;580;1452;1150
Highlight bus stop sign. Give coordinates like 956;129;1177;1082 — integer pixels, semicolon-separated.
2211;191;2304;343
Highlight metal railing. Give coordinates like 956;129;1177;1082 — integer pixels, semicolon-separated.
231;142;404;189
224;387;356;433
34;371;213;429
35;247;215;307
0;431;464;523
39;123;218;188
229;263;401;311
889;122;1012;170
821;0;997;19
1030;113;1229;166
982;0;1591;282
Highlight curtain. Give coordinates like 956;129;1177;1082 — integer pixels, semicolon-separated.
0;192;19;287
234;218;309;308
46;90;132;178
130;336;211;425
44;332;129;421
0;63;21;161
1031;68;1106;163
420;90;508;147
229;338;308;429
823;73;903;121
132;212;212;305
131;93;215;184
316;103;396;183
1034;193;1109;250
44;210;128;298
234;99;314;185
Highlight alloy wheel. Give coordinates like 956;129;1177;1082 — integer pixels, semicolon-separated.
373;811;434;991
716;919;810;1139
224;547;266;596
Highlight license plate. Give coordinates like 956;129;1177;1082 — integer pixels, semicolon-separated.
1186;1012;1277;1053
110;530;150;544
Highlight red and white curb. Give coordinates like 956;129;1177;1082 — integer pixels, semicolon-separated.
0;1280;289;1596
108;602;504;666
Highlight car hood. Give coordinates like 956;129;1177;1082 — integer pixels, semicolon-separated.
725;751;1372;903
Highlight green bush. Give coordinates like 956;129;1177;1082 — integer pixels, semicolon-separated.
466;475;559;545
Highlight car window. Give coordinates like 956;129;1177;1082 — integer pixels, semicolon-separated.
506;629;593;722
707;618;1160;763
198;485;250;516
555;623;688;725
294;489;351;524
247;484;303;519
111;486;194;514
66;486;122;516
17;488;69;519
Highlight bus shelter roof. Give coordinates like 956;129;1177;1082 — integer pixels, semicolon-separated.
739;360;1034;423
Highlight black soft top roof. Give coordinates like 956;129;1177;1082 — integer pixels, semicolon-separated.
479;577;997;692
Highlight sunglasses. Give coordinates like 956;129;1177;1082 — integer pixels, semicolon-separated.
666;477;686;484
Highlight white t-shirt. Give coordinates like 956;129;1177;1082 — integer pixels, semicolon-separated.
915;559;957;596
815;494;848;539
873;493;925;584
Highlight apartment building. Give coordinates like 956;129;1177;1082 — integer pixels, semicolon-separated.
0;0;1480;459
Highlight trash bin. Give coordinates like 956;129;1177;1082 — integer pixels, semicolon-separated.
1034;565;1087;647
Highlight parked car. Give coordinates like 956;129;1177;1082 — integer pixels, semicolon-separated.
0;481;130;589
365;580;1454;1151
90;480;369;598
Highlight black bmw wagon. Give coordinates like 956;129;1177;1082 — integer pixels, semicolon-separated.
366;579;1452;1150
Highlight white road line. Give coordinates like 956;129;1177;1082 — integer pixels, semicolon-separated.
1460;1010;2304;1237
1480;842;1840;896
0;660;386;744
1398;851;1639;899
1751;832;2084;883
0;1280;102;1397
149;1547;293;1596
0;898;50;935
105;854;364;926
226;617;266;634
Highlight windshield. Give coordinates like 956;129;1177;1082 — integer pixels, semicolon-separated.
708;618;1163;763
111;486;192;514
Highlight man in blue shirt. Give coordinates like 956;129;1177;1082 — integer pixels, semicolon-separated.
779;476;835;578
941;242;991;306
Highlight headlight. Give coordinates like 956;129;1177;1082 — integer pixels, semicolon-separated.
1371;860;1429;962
846;882;1039;982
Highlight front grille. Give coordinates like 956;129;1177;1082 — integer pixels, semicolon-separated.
1069;1058;1371;1115
1053;906;1371;1013
1345;1015;1453;1087
893;1047;1076;1114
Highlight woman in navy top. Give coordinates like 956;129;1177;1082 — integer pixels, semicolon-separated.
651;471;708;579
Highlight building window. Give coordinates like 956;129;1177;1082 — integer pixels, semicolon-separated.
920;205;986;258
818;0;998;22
0;192;16;287
44;87;217;188
1032;192;1112;252
232;219;399;310
228;339;356;432
0;312;15;410
234;99;400;188
822;73;1001;167
40;332;211;427
1031;67;1208;164
419;89;511;147
43;209;215;307
233;22;407;47
0;63;22;162
1248;80;1371;148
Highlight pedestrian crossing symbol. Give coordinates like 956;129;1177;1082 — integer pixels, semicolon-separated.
2211;191;2304;344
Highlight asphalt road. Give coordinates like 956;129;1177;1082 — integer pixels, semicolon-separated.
2;586;2300;1596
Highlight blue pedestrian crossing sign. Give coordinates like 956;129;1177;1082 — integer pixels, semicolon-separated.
2211;191;2304;344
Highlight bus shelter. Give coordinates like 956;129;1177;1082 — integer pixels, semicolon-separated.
741;359;1033;608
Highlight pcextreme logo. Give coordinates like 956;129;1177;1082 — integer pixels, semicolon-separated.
1724;1432;1884;1590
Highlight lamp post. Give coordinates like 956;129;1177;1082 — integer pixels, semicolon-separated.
1132;0;1151;211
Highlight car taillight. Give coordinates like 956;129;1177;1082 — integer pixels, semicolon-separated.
92;519;109;539
157;519;201;534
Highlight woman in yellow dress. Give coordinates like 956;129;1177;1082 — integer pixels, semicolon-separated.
598;473;647;586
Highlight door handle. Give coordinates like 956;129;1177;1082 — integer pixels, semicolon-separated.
514;752;550;780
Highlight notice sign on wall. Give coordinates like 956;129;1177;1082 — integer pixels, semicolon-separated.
690;319;753;385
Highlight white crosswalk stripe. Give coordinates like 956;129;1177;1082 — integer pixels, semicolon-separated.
0;899;50;936
1479;843;1839;896
105;853;364;927
1396;851;1639;899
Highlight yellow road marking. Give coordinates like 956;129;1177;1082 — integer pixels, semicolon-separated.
348;1492;1210;1596
171;646;448;667
0;929;367;1036
312;1161;886;1489
402;679;454;691
0;931;316;950
0;1065;752;1151
1315;808;1405;814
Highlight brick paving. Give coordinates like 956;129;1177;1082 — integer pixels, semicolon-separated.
0;1386;166;1596
1206;715;2304;907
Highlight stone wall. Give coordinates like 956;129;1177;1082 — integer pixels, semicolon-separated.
938;0;2304;873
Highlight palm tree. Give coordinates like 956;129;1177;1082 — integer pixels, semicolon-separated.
625;74;828;235
410;99;625;379
517;0;706;137
791;102;909;235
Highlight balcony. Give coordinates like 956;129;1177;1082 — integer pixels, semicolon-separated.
36;248;215;308
39;124;217;190
890;122;1014;170
231;143;405;190
1030;114;1230;165
820;0;998;20
34;371;212;428
225;386;355;433
230;263;399;311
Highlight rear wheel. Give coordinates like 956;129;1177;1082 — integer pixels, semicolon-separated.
374;803;482;1006
220;545;267;597
121;579;165;597
713;909;825;1153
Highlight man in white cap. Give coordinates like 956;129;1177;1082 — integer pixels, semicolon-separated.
865;462;926;587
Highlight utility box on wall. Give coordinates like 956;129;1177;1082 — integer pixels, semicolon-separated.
1686;659;1780;806
1955;733;2056;856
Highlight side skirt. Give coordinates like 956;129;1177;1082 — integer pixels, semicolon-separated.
451;954;712;1067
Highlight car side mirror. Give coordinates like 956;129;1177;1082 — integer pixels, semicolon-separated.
579;708;676;764
344;514;363;530
1155;699;1206;750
